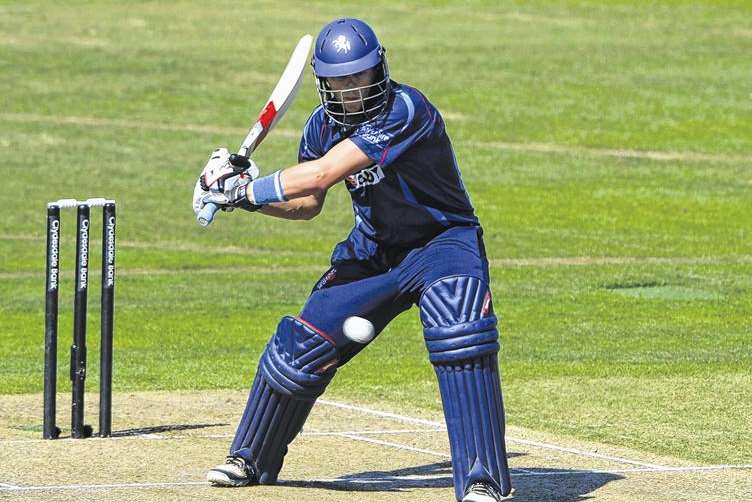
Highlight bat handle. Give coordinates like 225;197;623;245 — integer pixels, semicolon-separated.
230;153;251;167
197;202;220;226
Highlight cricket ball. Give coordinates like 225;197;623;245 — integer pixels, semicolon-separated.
342;316;375;344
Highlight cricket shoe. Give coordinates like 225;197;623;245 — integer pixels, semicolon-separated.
206;456;258;487
462;482;505;502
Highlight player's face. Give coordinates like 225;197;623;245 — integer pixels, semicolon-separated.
326;67;378;113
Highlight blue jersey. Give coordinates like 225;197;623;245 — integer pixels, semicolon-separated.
298;82;478;267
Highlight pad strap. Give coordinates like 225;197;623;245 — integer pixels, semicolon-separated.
260;317;337;399
423;317;499;364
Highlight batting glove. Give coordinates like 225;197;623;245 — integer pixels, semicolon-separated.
199;148;260;191
202;171;261;213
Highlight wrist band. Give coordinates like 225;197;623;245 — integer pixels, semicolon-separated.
250;171;287;205
234;184;261;212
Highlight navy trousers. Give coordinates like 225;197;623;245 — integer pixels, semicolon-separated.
300;225;490;363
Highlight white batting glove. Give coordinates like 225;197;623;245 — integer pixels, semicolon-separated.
193;176;211;216
200;147;232;191
202;170;261;212
199;148;259;191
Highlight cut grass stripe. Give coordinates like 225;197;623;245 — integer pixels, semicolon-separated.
0;234;321;257
465;140;752;164
2;112;749;164
2;255;751;280
0;112;298;140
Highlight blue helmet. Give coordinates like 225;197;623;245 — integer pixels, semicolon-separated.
311;18;391;126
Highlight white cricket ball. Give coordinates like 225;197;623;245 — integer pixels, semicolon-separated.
342;316;375;344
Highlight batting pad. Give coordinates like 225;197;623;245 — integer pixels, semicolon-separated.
421;276;512;499
231;316;337;484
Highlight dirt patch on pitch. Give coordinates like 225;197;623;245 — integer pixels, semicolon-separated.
0;391;749;501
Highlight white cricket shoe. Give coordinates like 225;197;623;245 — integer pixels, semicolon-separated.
462;482;504;502
206;456;257;487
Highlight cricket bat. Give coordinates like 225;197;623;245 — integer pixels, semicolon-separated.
198;34;313;226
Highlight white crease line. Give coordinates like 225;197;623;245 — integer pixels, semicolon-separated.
134;433;165;440
511;464;752;476
0;482;19;488
644;464;752;472
307;474;448;484
2;113;748;164
337;433;451;459
0;481;208;492
302;429;445;437
0;433;173;443
507;438;666;470
317;399;665;469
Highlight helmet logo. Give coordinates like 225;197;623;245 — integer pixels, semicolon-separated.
332;35;351;54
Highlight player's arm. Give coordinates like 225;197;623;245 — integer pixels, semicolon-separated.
247;139;371;220
277;139;371;199
205;139;371;220
257;192;326;221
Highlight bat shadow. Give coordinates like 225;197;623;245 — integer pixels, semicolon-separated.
111;423;228;436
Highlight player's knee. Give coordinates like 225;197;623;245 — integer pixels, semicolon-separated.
260;316;338;399
420;275;499;364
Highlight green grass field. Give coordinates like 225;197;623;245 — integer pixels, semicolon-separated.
1;0;750;473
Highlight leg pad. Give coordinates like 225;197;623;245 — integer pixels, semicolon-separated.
230;316;337;484
421;276;512;499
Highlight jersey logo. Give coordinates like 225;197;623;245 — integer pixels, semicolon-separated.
357;123;391;144
315;267;337;291
346;164;385;191
332;35;351;54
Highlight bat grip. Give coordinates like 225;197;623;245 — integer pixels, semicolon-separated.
229;153;250;168
197;202;220;226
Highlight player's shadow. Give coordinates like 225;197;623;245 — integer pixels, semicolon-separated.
506;468;624;501
281;455;624;501
279;460;454;491
112;423;228;436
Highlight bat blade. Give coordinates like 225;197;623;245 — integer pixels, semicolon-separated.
238;34;313;158
198;34;313;227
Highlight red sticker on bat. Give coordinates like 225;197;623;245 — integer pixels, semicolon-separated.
258;101;278;128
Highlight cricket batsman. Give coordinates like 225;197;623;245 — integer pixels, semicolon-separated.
193;18;513;502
